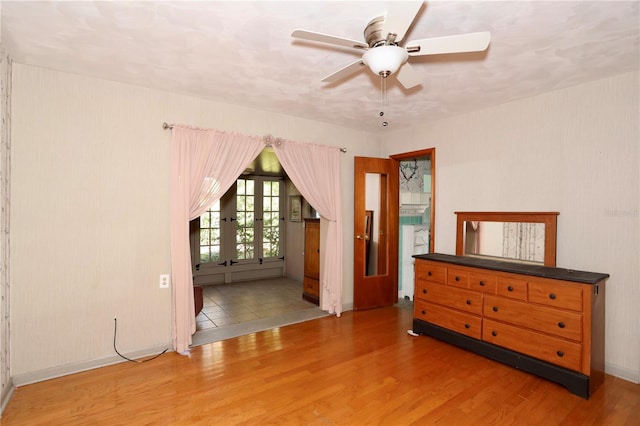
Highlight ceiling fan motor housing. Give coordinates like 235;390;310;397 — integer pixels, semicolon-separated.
364;16;388;47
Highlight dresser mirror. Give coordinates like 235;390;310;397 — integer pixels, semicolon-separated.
455;212;559;267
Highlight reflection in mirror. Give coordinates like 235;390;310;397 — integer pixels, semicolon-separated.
455;212;559;267
464;221;546;264
365;173;388;276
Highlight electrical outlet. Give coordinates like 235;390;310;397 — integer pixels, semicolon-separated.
159;274;170;289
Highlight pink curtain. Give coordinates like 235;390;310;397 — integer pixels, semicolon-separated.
272;139;343;315
170;126;264;353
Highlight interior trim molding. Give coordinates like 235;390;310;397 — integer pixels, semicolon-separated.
0;380;15;417
12;343;172;387
605;362;640;384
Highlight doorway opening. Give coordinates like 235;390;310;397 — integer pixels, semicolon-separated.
392;149;435;302
189;148;325;345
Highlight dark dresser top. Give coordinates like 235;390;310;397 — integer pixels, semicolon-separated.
413;253;609;285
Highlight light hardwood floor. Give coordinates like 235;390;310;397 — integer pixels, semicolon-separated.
3;303;639;425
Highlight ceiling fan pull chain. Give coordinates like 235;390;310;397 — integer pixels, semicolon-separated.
380;74;389;127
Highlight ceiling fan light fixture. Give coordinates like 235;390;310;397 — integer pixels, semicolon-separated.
362;45;408;77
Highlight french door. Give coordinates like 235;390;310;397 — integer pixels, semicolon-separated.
190;177;285;285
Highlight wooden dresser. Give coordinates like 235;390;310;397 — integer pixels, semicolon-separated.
412;253;608;398
303;218;320;305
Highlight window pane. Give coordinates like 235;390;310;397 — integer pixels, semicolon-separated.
198;201;221;263
263;181;273;196
200;229;210;245
200;247;210;263
210;246;220;260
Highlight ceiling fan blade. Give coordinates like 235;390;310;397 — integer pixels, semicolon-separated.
382;0;423;43
292;29;368;50
321;59;366;83
407;31;491;56
395;62;422;89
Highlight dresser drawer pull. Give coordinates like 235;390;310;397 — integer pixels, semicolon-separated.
479;280;485;286
455;276;461;282
422;289;427;294
549;293;557;300
492;306;499;312
558;322;566;329
466;300;472;305
507;286;514;292
491;331;497;337
464;323;470;329
428;271;432;276
557;351;564;357
421;310;426;315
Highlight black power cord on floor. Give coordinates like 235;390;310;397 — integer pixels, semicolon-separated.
113;318;169;363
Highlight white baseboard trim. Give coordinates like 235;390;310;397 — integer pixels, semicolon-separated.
0;380;15;418
606;362;640;384
398;291;414;300
12;343;173;387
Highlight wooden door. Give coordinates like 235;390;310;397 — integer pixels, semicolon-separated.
353;157;399;310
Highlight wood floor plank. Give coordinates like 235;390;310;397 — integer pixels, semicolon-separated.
3;304;639;425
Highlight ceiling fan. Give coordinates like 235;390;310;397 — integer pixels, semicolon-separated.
291;1;491;89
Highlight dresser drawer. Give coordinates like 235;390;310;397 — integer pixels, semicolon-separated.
418;281;483;315
496;276;528;301
484;295;582;341
415;299;482;340
447;268;469;289
415;260;446;284
529;280;583;312
469;272;497;293
483;319;582;372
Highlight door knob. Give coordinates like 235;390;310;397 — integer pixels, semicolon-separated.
355;235;364;240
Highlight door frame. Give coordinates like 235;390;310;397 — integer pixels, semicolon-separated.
390;148;436;254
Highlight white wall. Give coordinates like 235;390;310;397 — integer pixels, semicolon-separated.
10;64;381;382
285;179;304;282
382;71;640;383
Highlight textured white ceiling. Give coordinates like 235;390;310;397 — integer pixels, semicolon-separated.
1;1;638;132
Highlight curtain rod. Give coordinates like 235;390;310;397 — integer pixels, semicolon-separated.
162;122;347;153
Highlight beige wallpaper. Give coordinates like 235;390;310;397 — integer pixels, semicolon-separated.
382;70;640;383
10;61;637;386
9;63;379;382
0;49;13;412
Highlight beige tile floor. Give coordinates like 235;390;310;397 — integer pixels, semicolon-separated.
195;277;318;331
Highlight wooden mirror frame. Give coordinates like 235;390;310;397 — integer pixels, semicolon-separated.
455;212;559;267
